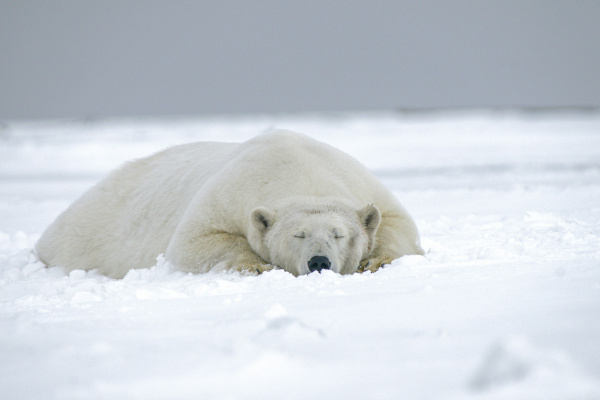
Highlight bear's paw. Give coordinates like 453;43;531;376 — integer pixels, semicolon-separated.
358;257;395;274
236;263;275;275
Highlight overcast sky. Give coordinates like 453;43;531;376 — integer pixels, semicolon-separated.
1;1;599;120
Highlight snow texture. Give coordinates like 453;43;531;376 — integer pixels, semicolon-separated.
1;110;600;399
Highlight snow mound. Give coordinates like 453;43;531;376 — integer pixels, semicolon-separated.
470;337;600;399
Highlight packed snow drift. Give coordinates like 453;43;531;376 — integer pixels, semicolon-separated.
1;110;599;399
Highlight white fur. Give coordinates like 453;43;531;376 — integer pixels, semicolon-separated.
36;130;423;278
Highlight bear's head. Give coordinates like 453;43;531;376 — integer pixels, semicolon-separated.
248;201;381;276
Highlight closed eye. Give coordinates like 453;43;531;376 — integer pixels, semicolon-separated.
294;232;306;239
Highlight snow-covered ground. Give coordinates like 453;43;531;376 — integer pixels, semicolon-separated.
1;111;599;399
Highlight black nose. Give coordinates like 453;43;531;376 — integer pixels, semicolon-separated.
308;256;331;273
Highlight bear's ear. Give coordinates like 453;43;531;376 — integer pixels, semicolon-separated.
358;204;381;233
251;207;275;233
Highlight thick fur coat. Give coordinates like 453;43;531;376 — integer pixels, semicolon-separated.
36;130;423;277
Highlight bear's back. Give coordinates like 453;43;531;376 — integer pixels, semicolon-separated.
218;130;399;210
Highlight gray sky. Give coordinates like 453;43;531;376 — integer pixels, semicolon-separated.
1;1;599;120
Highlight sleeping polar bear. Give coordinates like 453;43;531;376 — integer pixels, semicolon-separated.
35;130;423;278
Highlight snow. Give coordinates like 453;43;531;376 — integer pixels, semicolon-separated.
1;110;600;399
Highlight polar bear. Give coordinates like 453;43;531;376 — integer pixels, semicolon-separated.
35;130;423;278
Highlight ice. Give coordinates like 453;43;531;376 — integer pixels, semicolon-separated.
1;110;600;399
